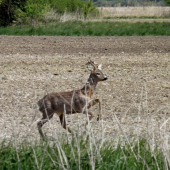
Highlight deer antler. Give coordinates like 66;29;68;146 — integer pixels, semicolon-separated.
86;60;97;70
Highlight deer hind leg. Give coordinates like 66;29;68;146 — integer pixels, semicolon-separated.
59;114;72;133
37;109;54;140
88;99;102;121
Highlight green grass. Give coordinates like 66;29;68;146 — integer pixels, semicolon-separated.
0;136;165;170
0;21;170;36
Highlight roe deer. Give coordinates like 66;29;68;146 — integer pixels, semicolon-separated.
37;60;107;139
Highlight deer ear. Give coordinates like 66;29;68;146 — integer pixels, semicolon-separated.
98;64;102;70
87;63;94;71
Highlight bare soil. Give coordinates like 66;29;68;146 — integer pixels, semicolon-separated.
0;36;170;142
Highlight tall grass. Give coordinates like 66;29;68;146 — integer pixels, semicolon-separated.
1;21;170;36
0;132;165;169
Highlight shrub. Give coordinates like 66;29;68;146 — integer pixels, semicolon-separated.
0;0;98;26
0;0;26;26
48;0;98;19
15;0;50;25
164;0;170;6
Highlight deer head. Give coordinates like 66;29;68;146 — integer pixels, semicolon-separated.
86;60;107;82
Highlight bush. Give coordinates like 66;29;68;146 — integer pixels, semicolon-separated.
47;0;98;19
0;0;26;26
15;0;50;25
0;0;98;26
164;0;170;6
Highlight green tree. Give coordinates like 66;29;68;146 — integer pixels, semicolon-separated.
0;0;27;26
0;0;98;26
83;0;96;19
164;0;170;5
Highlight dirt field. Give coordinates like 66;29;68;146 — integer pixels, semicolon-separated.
0;36;170;142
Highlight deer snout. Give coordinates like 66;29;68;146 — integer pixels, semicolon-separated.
103;76;108;81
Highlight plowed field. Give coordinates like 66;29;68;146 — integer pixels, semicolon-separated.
0;36;170;141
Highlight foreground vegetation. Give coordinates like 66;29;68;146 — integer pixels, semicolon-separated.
0;135;165;170
0;21;170;36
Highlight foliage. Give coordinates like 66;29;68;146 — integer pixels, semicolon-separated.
15;0;50;25
0;137;165;170
0;21;170;36
0;0;98;26
46;0;98;19
0;0;27;26
164;0;170;6
83;0;96;19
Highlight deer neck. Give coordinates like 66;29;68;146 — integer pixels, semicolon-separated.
81;75;98;98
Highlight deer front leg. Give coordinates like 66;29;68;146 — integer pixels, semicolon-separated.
37;112;54;140
88;99;102;121
83;110;95;126
59;114;72;133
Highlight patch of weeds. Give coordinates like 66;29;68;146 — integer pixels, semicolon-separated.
2;76;7;80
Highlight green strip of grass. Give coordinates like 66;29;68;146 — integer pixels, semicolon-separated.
0;21;170;36
0;137;165;170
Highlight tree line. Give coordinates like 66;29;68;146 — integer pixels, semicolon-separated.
0;0;97;26
0;0;169;26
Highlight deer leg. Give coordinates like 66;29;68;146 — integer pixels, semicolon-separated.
59;114;72;133
88;99;102;121
84;110;95;126
37;111;54;140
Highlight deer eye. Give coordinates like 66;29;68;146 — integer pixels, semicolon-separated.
96;73;100;76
